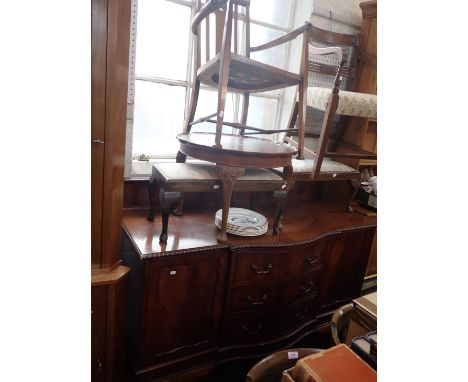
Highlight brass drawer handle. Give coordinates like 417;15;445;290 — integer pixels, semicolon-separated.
251;263;273;274
247;294;268;306
300;281;315;293
306;254;319;265
242;323;263;335
296;307;309;320
92;138;104;144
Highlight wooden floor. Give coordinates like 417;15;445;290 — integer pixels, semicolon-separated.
122;198;376;257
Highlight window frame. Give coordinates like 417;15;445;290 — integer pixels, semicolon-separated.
129;0;297;168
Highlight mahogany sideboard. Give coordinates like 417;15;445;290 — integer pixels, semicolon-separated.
122;200;376;381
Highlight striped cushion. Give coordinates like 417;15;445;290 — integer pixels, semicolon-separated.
302;87;377;118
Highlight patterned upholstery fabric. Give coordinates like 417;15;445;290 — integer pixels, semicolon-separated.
289;158;357;174
154;162;283;182
302;87;377;118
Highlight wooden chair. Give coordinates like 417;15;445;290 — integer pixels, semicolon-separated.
246;348;323;382
279;25;377;211
173;0;312;242
330;303;354;345
178;0;310;148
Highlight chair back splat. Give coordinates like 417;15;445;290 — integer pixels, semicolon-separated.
274;24;377;213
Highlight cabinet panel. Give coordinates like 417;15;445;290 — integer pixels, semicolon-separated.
232;241;328;284
138;251;227;368
91;0;108;269
319;228;375;310
100;0;131;269
91;286;107;382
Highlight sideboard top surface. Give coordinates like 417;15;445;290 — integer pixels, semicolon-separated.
122;200;376;258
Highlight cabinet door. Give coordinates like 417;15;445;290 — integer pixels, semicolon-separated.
91;0;108;269
138;250;227;368
91;286;107;382
319;228;375;311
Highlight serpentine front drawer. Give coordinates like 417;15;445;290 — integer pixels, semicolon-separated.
231;241;328;284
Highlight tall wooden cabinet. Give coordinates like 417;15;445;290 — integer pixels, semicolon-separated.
91;0;132;380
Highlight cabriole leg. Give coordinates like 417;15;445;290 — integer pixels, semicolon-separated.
159;189;181;243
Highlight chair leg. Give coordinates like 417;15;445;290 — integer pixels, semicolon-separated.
250;192;260;211
286;101;299;133
172;151;186;216
346;179;361;213
216;164;245;242
272;190;287;235
159;189;181;243
184;80;200;133
296;82;307;160
147;176;158;222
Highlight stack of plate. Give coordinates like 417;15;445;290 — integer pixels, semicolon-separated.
215;208;268;237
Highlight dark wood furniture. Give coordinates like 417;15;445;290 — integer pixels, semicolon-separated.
175;0;312;242
122;200;376;381
246;348;322;382
147;162;289;241
330;303;354;345
91;0;131;380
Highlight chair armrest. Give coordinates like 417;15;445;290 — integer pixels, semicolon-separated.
249;22;311;53
191;0;228;34
331;303;354;345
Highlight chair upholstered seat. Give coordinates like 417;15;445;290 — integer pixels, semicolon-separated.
302;87;377;118
290;158;357;174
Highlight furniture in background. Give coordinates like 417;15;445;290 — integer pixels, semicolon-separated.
330;303;354;345
283;344;376;382
330;292;377;348
246;348;322;382
339;0;377;170
282;24;377;213
91;0;131;380
122;201;376;381
174;0;313;242
346;292;377;344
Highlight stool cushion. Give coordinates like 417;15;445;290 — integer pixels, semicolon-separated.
153;162;284;182
303;87;377;118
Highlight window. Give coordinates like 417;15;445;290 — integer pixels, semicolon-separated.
128;0;297;175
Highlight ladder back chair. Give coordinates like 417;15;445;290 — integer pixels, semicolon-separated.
177;0;311;151
277;24;377;211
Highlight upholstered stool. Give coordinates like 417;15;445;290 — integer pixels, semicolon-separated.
147;162;288;242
